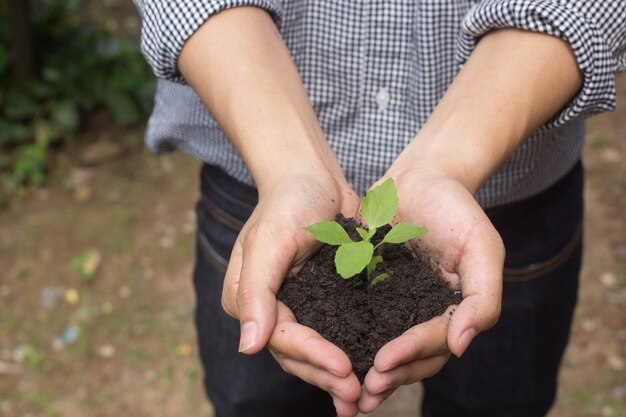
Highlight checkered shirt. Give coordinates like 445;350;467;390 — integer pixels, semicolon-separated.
133;0;625;208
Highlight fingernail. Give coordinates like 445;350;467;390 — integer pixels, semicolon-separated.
238;321;258;353
456;328;477;358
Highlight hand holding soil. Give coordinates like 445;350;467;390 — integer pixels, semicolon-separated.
275;173;503;415
356;165;506;412
219;170;364;416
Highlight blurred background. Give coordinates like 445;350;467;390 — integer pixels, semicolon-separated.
0;1;624;416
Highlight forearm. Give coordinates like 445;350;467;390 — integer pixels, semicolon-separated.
179;7;345;194
391;29;583;193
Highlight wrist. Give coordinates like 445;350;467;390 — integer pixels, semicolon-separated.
387;132;497;195
388;29;582;194
254;156;346;196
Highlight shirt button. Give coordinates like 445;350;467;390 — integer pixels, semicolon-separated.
375;88;390;109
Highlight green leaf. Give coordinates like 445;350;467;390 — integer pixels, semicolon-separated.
71;249;102;281
360;178;398;230
305;221;353;245
335;241;374;279
50;100;80;131
0;120;28;145
22;345;43;368
366;255;383;278
12;138;48;186
371;273;390;286
5;91;39;120
42;67;62;83
356;227;371;241
381;222;428;245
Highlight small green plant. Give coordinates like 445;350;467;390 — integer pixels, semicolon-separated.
305;178;427;283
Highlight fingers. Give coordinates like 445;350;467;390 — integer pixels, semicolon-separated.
272;355;360;401
269;303;361;415
358;307;454;412
222;218;300;354
235;221;300;354
271;303;353;378
221;237;243;318
332;395;360;417
364;353;449;396
448;220;504;358
357;388;395;414
373;305;454;373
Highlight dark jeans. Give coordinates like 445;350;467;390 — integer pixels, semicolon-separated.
193;162;583;417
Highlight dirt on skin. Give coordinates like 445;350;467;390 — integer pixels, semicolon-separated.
278;215;462;382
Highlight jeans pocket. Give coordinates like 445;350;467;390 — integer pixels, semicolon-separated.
487;161;584;283
196;164;257;275
503;225;582;282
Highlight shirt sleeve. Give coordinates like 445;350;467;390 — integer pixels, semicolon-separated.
133;0;284;83
457;0;626;129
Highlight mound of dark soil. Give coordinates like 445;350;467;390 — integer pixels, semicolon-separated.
278;215;462;383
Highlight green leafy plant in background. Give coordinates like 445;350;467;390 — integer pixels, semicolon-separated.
306;178;428;283
0;0;155;204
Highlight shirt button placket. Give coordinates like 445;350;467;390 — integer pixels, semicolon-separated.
375;87;390;110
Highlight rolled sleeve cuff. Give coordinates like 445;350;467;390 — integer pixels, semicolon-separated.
140;0;283;83
457;0;617;129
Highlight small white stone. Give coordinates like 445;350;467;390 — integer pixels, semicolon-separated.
97;344;116;359
600;148;622;163
118;286;131;299
0;360;21;375
581;318;599;333
0;400;12;413
0;285;10;297
607;352;625;372
600;272;617;287
51;338;65;351
600;405;615;417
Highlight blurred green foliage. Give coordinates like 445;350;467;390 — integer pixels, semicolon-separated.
0;0;155;204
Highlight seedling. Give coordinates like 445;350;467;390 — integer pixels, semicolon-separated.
305;178;427;282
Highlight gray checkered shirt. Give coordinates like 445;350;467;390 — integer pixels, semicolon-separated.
134;0;625;208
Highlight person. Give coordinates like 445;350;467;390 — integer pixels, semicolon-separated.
132;1;625;416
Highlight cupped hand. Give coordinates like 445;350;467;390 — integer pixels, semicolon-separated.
359;164;504;413
220;170;362;417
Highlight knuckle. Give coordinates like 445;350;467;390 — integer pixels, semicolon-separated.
220;292;237;318
243;223;262;244
484;302;502;327
236;285;257;309
274;357;292;374
373;372;394;394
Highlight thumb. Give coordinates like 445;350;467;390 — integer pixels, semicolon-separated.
447;293;501;358
447;223;504;358
236;226;296;354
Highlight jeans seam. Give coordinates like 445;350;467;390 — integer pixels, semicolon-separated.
203;167;257;211
503;224;582;282
198;231;229;273
201;196;245;231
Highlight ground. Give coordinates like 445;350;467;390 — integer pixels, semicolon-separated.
1;6;625;417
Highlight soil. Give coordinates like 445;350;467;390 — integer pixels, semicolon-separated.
278;215;462;382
